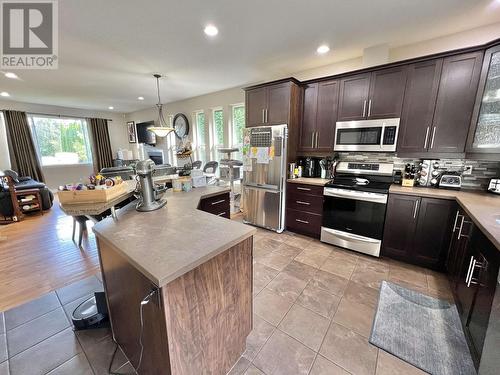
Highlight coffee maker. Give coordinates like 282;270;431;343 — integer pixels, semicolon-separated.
298;157;321;178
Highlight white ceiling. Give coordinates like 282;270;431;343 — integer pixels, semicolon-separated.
1;0;500;113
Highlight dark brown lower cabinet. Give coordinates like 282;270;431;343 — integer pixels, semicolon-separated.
451;227;500;368
381;194;455;270
446;208;474;292
198;192;230;219
285;183;323;238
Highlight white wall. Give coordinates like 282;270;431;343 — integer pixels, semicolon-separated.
125;87;245;165
295;22;500;81
0;99;128;189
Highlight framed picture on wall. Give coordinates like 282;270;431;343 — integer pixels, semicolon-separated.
127;121;137;143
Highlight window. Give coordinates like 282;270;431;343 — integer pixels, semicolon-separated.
194;111;207;165
29;116;93;166
165;115;177;166
231;105;245;160
212;108;224;161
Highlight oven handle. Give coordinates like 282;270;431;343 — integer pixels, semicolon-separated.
322;228;380;244
323;188;387;204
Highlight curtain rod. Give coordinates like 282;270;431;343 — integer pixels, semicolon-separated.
2;110;113;122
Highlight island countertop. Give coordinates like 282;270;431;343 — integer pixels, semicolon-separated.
92;186;256;287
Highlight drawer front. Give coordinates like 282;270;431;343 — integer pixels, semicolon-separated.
287;183;324;197
286;194;323;215
200;193;230;218
286;208;322;237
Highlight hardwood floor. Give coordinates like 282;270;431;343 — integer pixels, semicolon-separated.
0;199;99;311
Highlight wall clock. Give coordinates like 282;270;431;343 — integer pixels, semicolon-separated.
173;113;190;139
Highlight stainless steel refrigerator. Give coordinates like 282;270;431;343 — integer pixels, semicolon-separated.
242;124;287;232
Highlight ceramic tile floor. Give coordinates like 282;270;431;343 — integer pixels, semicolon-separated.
228;228;453;375
0;228;452;375
0;275;135;375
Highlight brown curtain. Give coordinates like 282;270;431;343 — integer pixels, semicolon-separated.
3;110;45;182
88;118;113;173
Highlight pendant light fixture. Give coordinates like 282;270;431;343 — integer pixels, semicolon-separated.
147;74;175;137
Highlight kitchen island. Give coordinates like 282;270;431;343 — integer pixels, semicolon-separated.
92;186;256;375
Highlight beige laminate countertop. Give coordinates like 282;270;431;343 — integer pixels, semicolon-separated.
92;186;256;287
287;177;331;186
390;185;500;251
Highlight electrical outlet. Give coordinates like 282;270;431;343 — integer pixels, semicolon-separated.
463;165;473;175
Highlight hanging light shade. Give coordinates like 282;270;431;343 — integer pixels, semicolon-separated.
147;74;175;137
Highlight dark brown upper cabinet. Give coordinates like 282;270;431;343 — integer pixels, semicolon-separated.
337;67;407;121
299;83;318;151
246;87;267;127
430;51;483;153
368;66;408;118
467;44;500;154
244;79;301;160
382;194;455;270
267;83;292;125
299;80;339;152
398;59;443;154
245;80;299;128
338;73;371;121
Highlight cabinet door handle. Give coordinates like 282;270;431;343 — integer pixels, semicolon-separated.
362;100;367;117
457;215;465;240
467;258;477;287
465;256;475;285
217;211;227;216
315;131;319;148
413;200;419;219
295;219;309;224
211;199;226;205
296;200;311;205
367;99;372;117
297;187;311;191
311;132;315;148
452;210;460;232
430;127;436;149
265;109;268;123
262;109;265;123
467;259;485;287
424;127;430;149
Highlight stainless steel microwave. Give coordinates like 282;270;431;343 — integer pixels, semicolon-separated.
334;118;400;152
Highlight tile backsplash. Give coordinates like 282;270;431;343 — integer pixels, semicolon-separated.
336;152;500;191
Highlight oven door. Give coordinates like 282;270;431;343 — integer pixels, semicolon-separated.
334;119;399;152
321;188;387;256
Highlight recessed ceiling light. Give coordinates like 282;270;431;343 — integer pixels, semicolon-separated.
4;72;18;79
137;96;144;100
204;24;218;37
317;45;330;54
0;92;10;97
108;106;114;110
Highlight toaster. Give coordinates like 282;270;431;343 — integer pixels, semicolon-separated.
488;179;500;194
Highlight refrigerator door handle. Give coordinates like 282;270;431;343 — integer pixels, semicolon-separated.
243;184;280;192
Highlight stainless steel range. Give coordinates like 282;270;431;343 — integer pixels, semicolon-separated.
321;162;394;257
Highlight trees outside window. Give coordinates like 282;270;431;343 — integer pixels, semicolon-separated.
29;116;92;166
194;111;207;165
212;109;224;161
231;105;245;160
